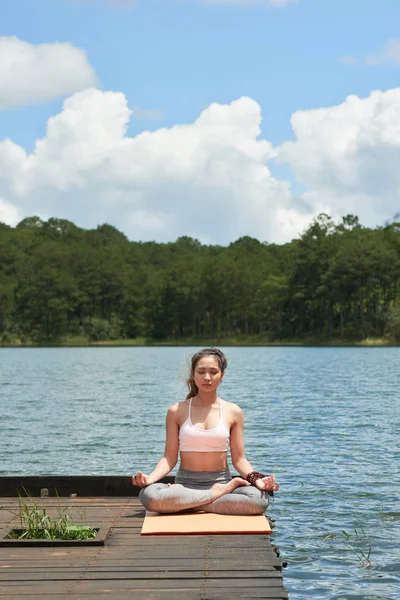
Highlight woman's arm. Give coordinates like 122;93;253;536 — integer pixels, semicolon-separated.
132;404;180;487
230;404;255;477
230;404;279;492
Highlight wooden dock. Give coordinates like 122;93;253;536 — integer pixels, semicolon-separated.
0;477;288;600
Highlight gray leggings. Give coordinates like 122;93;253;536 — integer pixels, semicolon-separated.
139;469;269;515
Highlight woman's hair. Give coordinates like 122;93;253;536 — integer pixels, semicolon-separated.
185;348;228;400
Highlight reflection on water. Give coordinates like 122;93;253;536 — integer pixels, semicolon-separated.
1;346;399;599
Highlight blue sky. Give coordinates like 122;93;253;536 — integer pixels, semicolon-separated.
1;0;400;244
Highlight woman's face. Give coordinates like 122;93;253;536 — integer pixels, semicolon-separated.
193;355;224;392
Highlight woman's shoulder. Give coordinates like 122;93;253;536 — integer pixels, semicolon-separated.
167;400;189;415
221;398;243;415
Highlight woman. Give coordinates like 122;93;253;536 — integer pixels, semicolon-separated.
132;347;279;515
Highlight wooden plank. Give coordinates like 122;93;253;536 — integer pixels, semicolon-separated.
0;509;132;518
0;558;281;568
0;476;139;497
0;552;282;568
94;552;280;564
0;558;282;569
0;563;282;572
104;541;277;552
99;548;278;559
0;499;135;505
0;582;285;592
0;549;96;559
0;583;75;594
0;570;283;581
105;534;274;544
0;547;279;563
0;541;277;552
0;590;287;600
74;578;284;590
0;568;280;576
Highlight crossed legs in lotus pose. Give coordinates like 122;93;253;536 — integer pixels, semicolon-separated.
139;478;269;515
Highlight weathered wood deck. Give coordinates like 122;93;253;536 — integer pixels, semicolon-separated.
0;477;288;599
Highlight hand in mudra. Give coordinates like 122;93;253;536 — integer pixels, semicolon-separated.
132;472;153;488
255;474;280;492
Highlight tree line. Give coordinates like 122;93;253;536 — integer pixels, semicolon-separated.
0;214;399;343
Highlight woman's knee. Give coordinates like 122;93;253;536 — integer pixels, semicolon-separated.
247;493;269;514
254;493;269;513
255;488;270;511
138;483;165;511
234;486;270;513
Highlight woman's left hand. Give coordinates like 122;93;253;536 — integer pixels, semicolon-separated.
255;474;280;492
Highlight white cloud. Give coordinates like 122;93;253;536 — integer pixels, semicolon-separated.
342;39;400;68
365;39;400;66
0;198;22;226
0;89;311;244
131;106;165;121
2;87;399;244
278;88;400;226
340;56;358;66
0;36;98;109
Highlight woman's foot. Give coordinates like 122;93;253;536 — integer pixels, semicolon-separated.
211;478;250;500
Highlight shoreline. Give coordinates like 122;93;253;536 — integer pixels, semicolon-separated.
1;336;398;348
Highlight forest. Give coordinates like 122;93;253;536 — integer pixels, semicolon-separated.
0;213;399;344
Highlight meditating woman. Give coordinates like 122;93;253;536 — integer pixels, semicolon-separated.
132;347;279;515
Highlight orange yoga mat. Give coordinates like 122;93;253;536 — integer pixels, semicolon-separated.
141;511;272;535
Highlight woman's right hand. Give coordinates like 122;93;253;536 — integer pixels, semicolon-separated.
132;471;153;488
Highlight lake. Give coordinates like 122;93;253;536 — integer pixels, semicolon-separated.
1;346;399;599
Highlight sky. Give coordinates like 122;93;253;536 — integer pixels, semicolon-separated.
1;0;400;245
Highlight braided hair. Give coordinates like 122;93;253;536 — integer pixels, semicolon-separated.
185;348;228;400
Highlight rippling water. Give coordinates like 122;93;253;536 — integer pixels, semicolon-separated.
1;346;399;599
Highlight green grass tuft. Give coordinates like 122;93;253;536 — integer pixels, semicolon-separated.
6;487;97;541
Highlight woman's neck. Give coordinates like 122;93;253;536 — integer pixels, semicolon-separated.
194;391;218;405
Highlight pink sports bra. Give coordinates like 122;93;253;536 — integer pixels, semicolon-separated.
179;397;230;452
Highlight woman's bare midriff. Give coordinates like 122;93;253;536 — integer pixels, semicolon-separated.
179;451;229;472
